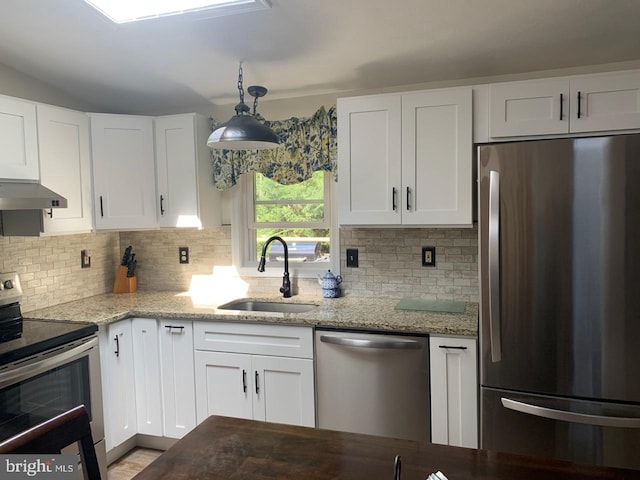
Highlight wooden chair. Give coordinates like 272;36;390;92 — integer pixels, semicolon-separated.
0;405;101;480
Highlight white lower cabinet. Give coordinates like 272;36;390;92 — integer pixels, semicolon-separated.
100;319;136;451
429;336;478;448
194;322;315;428
159;320;196;438
131;318;162;436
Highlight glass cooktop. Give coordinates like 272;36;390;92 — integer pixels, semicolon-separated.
0;319;97;366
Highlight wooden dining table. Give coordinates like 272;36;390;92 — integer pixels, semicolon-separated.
132;416;640;480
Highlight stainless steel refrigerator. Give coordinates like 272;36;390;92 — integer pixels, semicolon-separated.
478;134;640;471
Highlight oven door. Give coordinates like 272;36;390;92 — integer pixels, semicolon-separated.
0;336;104;445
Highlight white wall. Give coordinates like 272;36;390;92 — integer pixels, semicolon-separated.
0;62;98;110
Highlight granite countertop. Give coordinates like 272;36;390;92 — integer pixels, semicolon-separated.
24;291;478;337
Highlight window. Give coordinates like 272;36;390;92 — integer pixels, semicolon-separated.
84;0;271;24
232;171;337;276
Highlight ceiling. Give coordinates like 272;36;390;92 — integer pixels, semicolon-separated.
0;0;639;114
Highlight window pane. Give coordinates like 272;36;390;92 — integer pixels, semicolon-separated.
255;203;324;223
255;171;324;202
256;229;330;263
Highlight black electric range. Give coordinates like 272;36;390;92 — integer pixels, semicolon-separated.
0;271;97;366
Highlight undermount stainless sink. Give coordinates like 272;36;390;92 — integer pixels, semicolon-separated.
217;299;318;313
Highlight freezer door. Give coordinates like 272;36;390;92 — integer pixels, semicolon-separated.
482;387;640;470
478;135;640;403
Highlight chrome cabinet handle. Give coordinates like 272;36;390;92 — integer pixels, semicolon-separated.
320;335;422;350
255;371;260;394
502;398;640;428
160;195;165;215
114;335;120;357
488;170;502;362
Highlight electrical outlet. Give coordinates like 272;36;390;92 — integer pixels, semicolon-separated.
179;246;189;264
346;248;359;268
422;246;436;267
81;250;91;268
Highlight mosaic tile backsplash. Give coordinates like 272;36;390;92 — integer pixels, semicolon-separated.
0;232;120;312
2;225;478;313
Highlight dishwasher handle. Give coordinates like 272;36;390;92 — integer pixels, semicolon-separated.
319;335;422;350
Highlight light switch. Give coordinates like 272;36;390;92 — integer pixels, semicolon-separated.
422;246;435;267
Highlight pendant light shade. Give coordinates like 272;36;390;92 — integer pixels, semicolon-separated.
207;64;279;150
207;113;279;150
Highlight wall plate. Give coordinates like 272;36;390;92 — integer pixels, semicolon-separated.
422;246;436;267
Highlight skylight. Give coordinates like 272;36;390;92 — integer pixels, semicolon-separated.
84;0;271;24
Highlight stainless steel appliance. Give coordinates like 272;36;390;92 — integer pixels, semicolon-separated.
0;272;106;477
315;329;430;441
479;134;640;470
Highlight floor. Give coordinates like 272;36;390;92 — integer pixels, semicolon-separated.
107;448;163;480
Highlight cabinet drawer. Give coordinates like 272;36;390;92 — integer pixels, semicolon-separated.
193;322;313;359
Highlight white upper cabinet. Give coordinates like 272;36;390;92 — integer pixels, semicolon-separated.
401;89;472;225
338;87;473;226
570;70;640;133
0;95;39;180
37;104;93;234
489;70;640;138
338;95;402;225
155;113;220;229
489;79;569;137
90;113;157;230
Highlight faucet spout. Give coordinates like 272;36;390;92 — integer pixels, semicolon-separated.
257;236;291;298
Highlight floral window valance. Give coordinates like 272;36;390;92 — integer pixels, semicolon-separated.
211;105;336;190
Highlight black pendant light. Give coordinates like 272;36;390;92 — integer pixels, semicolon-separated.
207;63;279;150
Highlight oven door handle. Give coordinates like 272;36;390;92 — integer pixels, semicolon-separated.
0;337;98;387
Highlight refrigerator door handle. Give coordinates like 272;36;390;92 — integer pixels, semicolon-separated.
502;398;640;428
488;170;502;362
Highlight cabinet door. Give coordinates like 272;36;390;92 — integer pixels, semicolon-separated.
252;355;315;427
155;114;200;228
132;318;162;436
337;95;402;225
90;114;157;230
105;320;136;450
489;79;569;137
0;95;39;180
429;336;478;448
160;320;197;438
37;105;93;234
570;70;640;133
194;351;253;424
402;88;473;225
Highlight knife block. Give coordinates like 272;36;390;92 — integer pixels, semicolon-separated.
113;265;137;293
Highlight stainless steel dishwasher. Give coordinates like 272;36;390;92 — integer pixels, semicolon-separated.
315;329;430;441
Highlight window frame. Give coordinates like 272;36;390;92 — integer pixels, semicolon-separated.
231;172;339;278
